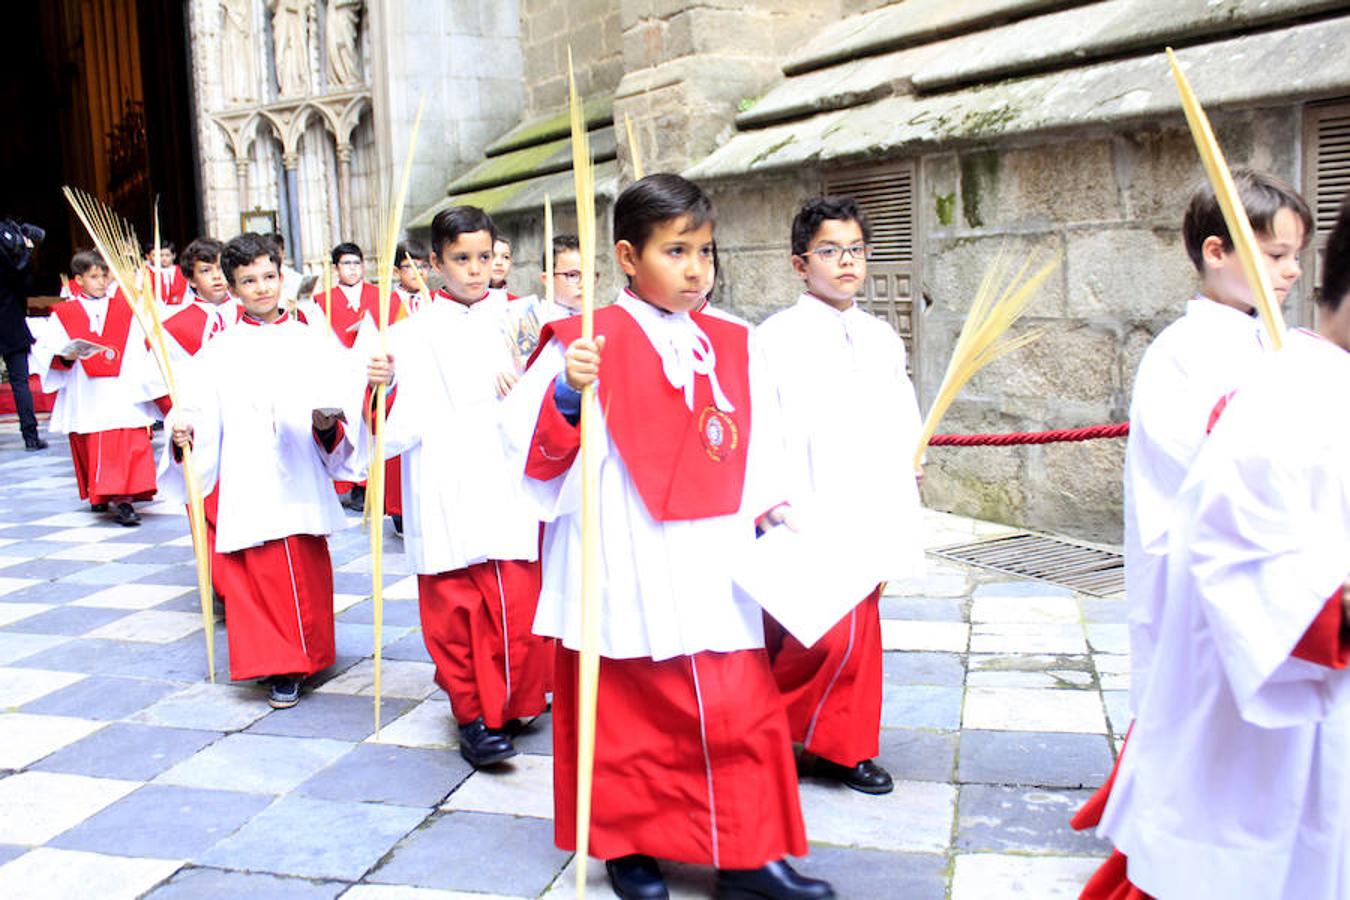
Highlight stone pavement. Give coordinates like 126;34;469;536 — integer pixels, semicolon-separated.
0;426;1125;899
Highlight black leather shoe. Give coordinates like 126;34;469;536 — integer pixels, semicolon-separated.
90;502;109;513
23;438;47;451
458;716;518;768
716;860;834;899
800;753;894;795
605;854;668;900
114;502;141;527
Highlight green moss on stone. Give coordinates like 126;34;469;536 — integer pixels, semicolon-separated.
935;191;956;226
452;181;530;216
959;151;999;229
448;140;571;195
486;95;615;156
750;134;797;167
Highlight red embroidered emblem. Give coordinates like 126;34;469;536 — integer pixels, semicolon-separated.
698;406;738;462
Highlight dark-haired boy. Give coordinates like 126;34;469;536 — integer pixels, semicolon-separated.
163;237;239;360
512;173;832;900
758;196;924;796
365;206;548;767
1122;168;1310;716
393;239;432;317
34;250;162;526
144;240;188;305
1085;192;1348;900
538;233;583;321
317;242;382;349
164;232;363;708
490;235;518;300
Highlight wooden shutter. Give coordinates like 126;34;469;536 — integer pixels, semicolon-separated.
822;161;920;372
1304;101;1350;294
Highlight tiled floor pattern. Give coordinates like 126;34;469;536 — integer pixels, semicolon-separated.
0;428;1124;898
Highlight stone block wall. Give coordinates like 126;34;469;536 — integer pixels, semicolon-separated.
521;0;625;115
700;106;1308;543
376;1;525;224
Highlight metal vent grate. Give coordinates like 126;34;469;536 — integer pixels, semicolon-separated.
932;532;1125;597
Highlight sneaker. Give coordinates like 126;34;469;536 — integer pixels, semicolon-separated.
267;676;302;709
342;485;367;511
114;502;141;527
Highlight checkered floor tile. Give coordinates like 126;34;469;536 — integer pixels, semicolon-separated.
0;428;1118;897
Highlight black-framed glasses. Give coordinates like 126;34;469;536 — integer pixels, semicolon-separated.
801;243;872;262
553;270;582;284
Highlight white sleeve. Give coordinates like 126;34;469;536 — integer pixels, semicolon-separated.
1182;442;1350;727
31;313;73;392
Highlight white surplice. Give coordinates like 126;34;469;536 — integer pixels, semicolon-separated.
368;291;540;574
156;313;366;553
1124;296;1273;711
1100;328;1350;900
32;296;164;434
756;293;925;588
505;292;795;661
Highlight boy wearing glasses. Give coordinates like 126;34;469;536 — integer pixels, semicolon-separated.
538;233;583;321
757;196;925;796
318;242;387;349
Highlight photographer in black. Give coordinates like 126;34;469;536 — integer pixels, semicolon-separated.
0;217;47;450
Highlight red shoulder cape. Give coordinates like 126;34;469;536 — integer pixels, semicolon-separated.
536;304;752;521
53;296;136;377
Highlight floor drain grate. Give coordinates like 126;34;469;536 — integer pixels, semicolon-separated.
932;532;1125;597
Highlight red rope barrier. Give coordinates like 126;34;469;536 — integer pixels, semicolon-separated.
929;422;1129;447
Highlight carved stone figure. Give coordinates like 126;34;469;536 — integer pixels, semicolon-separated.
326;0;363;87
268;0;313;97
220;0;255;104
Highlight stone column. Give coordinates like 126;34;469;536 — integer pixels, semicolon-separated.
336;141;353;239
234;157;250;218
283;151;304;253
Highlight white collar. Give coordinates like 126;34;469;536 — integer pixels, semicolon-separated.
617;289;734;412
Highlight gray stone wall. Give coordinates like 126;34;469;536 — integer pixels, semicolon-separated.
374;1;526;220
701;106;1309;543
521;0;625;115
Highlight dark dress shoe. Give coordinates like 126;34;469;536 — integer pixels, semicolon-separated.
23;438;47;451
391;514;403;534
716;859;834;900
90;502;110;513
800;753;894;795
114;502;141;527
458;716;518;768
605;854;668;899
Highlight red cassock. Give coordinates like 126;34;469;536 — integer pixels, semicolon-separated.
213;533;337;681
160;303;229;594
528;302;806;869
552;646;808;869
1074;593;1350;900
384;458;402;516
766;586;884;766
51;297;156;504
146;265;189;305
415;559;548;729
